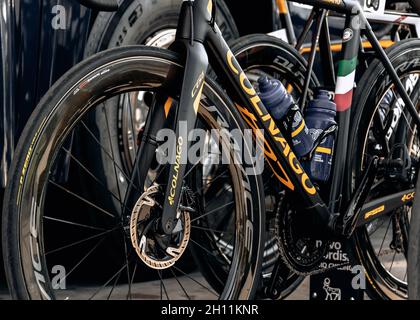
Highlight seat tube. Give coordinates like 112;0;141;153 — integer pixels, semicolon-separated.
328;10;361;212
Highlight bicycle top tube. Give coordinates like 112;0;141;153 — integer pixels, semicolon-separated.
289;0;361;13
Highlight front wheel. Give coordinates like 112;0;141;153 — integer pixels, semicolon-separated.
2;46;265;300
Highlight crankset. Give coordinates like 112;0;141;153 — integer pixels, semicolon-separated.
275;193;331;275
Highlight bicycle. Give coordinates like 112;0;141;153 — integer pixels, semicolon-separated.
3;0;420;300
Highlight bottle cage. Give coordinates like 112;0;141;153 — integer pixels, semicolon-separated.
303;124;338;161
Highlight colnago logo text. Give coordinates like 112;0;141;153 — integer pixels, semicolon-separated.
168;137;184;206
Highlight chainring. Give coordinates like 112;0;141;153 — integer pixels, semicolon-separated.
275;193;330;276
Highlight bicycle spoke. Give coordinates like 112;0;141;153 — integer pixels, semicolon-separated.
63;236;108;283
103;104;125;216
184;159;203;180
160;276;162;300
212;209;235;233
191;225;233;234
198;168;229;193
183;144;226;182
89;263;129;300
206;224;234;248
126;93;139;155
203;228;234;259
46;227;119;255
388;250;397;273
48;179;116;219
191;201;234;223
61;147;131;213
189;238;223;261
220;234;234;252
157;270;170;300
391;88;416;138
128;262;138;300
377;217;392;256
172;265;218;297
107;268;123;300
81;120;140;193
401;111;416;138
121;233;132;301
169;268;191;300
43;216;107;232
203;190;233;209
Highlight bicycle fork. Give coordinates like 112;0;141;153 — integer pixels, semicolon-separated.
159;42;208;234
124;1;210;235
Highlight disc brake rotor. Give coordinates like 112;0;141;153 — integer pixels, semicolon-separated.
130;185;191;270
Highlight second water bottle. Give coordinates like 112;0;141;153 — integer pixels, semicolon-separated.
258;76;313;158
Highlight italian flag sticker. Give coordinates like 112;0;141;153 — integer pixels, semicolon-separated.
335;57;357;112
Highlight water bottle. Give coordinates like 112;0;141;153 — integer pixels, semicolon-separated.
303;90;337;182
258;76;313;157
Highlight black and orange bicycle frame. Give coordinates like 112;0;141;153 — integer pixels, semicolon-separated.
127;0;420;238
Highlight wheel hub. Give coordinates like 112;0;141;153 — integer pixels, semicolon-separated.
130;185;191;270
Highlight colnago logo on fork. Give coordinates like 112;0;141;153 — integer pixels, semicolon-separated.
168;136;184;206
